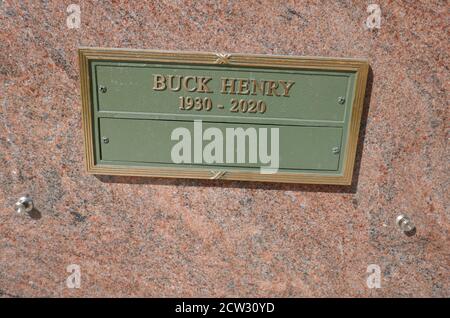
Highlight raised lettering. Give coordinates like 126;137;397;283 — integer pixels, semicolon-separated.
153;74;166;90
279;80;295;97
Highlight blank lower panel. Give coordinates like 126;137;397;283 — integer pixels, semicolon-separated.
98;118;343;171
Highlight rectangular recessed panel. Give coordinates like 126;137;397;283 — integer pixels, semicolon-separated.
95;64;349;122
79;48;369;184
99;118;342;171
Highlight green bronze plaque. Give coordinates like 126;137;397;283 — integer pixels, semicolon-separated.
79;48;368;184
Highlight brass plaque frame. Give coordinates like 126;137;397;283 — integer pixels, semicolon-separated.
79;47;368;184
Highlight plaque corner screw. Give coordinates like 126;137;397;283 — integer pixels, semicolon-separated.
337;96;346;104
332;146;340;154
102;136;109;144
99;85;107;93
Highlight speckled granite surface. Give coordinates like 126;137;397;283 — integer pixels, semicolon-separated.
0;1;448;297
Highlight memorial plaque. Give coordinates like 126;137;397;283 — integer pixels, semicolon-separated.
79;47;368;184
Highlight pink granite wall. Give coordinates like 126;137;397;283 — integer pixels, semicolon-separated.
0;1;448;297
